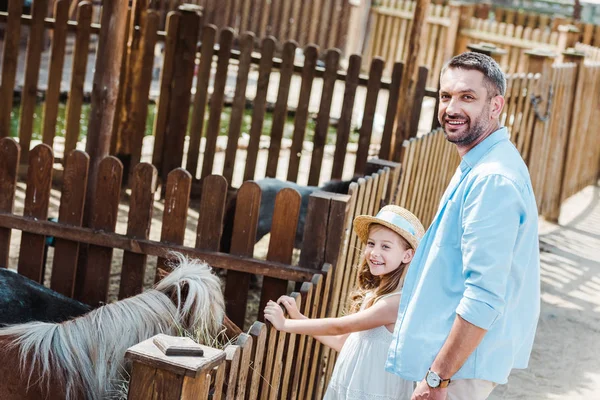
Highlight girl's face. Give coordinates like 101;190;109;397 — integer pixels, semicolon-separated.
364;225;414;277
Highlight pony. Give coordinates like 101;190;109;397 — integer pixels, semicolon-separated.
0;254;225;400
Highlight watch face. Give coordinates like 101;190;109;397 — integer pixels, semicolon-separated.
426;371;441;388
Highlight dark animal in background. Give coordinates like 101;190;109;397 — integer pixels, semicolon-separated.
220;177;357;253
0;268;90;326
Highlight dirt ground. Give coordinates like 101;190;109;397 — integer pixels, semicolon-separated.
6;177;600;399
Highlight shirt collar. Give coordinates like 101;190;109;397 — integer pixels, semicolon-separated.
459;127;509;172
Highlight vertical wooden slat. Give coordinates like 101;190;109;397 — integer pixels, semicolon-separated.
124;10;160;177
234;333;253;399
18;0;49;160
287;44;318;182
195;175;228;250
244;37;276;181
247;321;267;400
222;32;254;184
0;0;24;138
42;0;69;146
201;28;235;179
289;282;313;400
299;192;332;270
354;57;384;176
297;273;323;400
118;163;158;299
50;150;89;297
63;2;93;158
308;49;340;186
160;8;201;182
279;292;301;400
265;40;297;178
224;345;241;399
187;25;218;177
331;54;361;180
224;181;261;328
258;188;301;320
155;168;192;279
152;12;180;171
77;157;122;306
0;138;20;267
380;62;403;159
18;145;53;283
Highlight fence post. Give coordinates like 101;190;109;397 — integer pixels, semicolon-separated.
545;48;586;223
126;335;226;399
453;2;476;55
524;49;556;212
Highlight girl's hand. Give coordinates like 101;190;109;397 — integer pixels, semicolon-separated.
277;295;304;319
264;300;287;330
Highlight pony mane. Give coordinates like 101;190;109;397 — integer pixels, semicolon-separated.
0;254;224;399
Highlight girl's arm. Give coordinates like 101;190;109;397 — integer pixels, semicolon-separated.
264;295;399;337
277;296;349;352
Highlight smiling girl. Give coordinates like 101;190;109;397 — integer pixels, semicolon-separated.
264;205;425;400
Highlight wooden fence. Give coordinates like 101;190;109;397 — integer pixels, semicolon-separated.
0;1;432;189
149;0;356;52
363;0;461;87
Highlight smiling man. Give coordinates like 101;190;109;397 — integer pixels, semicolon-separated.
386;52;541;400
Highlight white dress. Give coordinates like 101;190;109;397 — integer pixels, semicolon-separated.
323;292;413;400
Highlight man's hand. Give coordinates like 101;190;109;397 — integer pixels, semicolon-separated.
411;380;448;400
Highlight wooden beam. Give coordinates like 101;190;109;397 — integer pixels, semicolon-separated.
390;0;431;161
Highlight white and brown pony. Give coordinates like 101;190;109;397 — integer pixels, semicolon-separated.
0;254;225;399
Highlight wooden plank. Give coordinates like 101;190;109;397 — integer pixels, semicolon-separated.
42;0;69;146
63;2;93;158
0;0;24;138
201;28;235;179
118;163;158;299
287;44;318;182
354;57;384;176
258;188;301;320
18;145;53;283
247;321;267;400
331;54;361;180
212;363;226;400
224;345;241;399
299;192;332;270
187;25;218;178
155;168;192;280
78;157;122;306
18;0;48;160
380;62;403;160
289;282;313;400
151;12;180;171
234;333;253;399
160;8;201;181
0;138;20;267
297;273;323;400
308;49;340;186
279;292;301;400
0;214;319;281
265;40;297;178
224;181;261;328
244;37;276;181
128;362;158;399
50;150;89;297
222;32;255;184
124;10;160;177
196;175;228;250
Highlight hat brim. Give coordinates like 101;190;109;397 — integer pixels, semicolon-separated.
353;215;420;251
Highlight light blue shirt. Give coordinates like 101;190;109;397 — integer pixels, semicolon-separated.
386;127;540;384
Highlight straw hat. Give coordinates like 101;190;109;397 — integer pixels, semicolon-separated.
353;205;425;250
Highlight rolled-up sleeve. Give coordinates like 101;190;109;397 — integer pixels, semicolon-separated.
456;174;525;330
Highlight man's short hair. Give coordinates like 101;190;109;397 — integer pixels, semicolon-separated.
441;52;507;98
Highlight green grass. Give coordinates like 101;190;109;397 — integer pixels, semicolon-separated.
10;102;352;145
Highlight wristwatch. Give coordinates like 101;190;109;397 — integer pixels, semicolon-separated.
425;369;451;388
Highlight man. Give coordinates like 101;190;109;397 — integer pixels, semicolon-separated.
386;52;540;400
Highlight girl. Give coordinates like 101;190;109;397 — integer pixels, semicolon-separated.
264;205;425;400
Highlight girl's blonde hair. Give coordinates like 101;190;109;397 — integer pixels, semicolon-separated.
347;228;412;314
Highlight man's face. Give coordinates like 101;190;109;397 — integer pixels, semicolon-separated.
438;68;500;147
